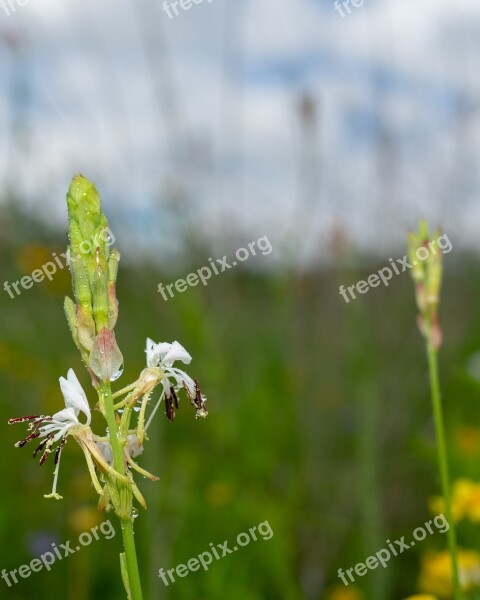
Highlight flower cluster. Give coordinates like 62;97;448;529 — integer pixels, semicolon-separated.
7;175;209;599
8;338;207;504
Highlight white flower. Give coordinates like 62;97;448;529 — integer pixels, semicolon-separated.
10;369;141;502
145;338;207;421
9;368;92;499
146;338;194;391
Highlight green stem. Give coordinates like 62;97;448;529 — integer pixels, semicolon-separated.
425;333;463;600
102;383;144;600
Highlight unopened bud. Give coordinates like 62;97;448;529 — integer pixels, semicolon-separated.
89;328;124;383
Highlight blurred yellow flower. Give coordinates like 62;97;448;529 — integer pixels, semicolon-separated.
16;244;54;273
429;479;480;523
455;425;480;457
418;549;480;598
69;506;102;534
205;481;233;507
404;596;437;600
326;585;363;600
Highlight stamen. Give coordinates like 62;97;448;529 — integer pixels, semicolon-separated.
165;394;175;422
39;437;55;466
183;382;196;402
55;437;67;465
33;434;53;458
171;386;179;410
15;430;41;448
8;415;43;424
193;380;208;418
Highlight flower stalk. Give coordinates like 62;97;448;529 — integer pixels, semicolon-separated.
8;175;208;599
408;221;462;600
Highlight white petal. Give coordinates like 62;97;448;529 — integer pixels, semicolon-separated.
52;425;73;443
126;434;144;459
51;407;79;424
145;338;158;367
145;338;173;367
162;341;192;367
96;441;113;466
59;370;91;424
66;368;85;398
155;342;173;361
165;366;195;395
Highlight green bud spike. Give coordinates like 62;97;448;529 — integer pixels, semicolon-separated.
108;248;120;285
407;231;424;283
418;219;429;243
65;174;121;381
427;247;442;310
67;175;102;242
64;296;79;348
89;248;109;333
70;253;93;312
76;305;96;353
408;220;445;350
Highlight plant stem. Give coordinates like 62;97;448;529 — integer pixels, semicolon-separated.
102;382;144;600
425;332;463;600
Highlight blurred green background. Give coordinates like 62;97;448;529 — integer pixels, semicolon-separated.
2;2;480;598
2;202;480;600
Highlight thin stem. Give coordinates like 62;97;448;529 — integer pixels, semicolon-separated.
425;329;463;600
102;382;144;600
112;381;139;400
121;520;142;599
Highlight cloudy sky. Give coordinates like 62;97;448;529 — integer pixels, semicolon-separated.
1;0;479;262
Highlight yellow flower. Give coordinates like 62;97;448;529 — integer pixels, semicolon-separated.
69;506;102;534
404;596;437;600
418;549;480;597
205;481;233;507
16;243;54;273
455;425;480;458
326;585;364;600
429;479;480;523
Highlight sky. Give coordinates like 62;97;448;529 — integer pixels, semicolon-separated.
1;0;480;264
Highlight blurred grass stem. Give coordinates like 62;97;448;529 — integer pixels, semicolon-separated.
425;319;462;600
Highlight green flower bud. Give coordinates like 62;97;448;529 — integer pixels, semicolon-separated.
407;220;445;349
89;249;109;333
67;175;102;242
407;231;423;284
64;296;79;348
64;174;122;380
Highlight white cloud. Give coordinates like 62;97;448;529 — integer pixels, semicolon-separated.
1;0;479;261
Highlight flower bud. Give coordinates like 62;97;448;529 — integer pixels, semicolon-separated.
64;175;122;378
408;221;445;349
89;328;124;382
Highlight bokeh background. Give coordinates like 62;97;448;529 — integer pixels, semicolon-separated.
2;1;480;599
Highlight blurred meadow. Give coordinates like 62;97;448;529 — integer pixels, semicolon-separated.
2;1;480;599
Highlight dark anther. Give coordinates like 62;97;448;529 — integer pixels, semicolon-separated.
165;394;175;422
170;386;179;410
